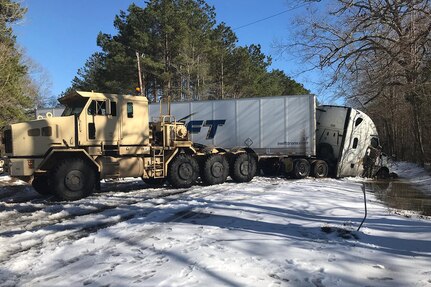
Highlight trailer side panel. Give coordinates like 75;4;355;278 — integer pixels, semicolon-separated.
149;95;316;157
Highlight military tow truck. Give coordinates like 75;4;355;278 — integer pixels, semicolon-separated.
1;91;257;200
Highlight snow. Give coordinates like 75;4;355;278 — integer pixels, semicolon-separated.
0;164;431;287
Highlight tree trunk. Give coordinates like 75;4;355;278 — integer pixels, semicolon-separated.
411;100;426;164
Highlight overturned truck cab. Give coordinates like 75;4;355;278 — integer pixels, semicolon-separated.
316;105;389;178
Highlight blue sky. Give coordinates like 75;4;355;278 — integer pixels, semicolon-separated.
14;0;325;102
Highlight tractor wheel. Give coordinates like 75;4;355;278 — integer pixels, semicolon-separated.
32;175;53;195
293;159;310;179
230;153;257;183
167;154;199;188
51;158;97;201
201;154;229;185
143;177;166;187
311;160;329;178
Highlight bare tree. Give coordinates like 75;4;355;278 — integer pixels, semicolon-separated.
284;0;431;163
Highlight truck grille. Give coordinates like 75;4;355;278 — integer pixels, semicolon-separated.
3;129;12;153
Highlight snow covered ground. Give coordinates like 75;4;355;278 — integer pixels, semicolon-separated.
0;163;430;287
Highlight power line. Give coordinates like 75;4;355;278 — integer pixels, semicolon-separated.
233;3;309;31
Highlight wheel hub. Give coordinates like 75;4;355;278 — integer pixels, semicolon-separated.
299;164;306;174
211;162;224;178
178;163;193;180
65;170;85;191
240;161;250;175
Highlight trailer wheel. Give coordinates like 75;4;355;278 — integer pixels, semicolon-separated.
311;160;328;178
168;154;199;188
142;178;166;187
32;175;53;195
201;154;229;185
293;159;310;179
51;158;97;201
230;153;257;183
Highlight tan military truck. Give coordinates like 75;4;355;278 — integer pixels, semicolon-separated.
1;91;257;200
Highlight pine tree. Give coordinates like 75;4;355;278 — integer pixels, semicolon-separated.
0;0;36;127
70;0;309;102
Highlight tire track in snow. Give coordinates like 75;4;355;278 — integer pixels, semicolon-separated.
0;187;187;237
0;180;231;265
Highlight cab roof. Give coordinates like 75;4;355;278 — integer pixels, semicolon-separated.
59;91;148;105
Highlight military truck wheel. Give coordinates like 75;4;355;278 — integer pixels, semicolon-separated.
201;154;229;185
311;160;328;178
230;153;257;183
143;177;166;187
168;154;199;188
51;158;96;201
293;159;310;179
32;175;53;195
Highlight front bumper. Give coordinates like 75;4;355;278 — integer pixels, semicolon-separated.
5;158;43;177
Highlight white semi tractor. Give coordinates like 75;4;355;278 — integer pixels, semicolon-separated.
150;95;389;179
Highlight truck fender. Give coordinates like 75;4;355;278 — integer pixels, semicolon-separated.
229;147;256;156
226;147;258;165
37;149;100;173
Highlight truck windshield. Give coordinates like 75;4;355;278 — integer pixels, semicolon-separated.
61;98;88;116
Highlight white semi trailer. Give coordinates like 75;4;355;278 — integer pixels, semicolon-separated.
149;95;389;179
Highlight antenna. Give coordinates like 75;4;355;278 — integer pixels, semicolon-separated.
136;51;144;97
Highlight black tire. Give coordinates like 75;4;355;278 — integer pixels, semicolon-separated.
311;160;328;178
51;158;97;201
375;167;390;179
143;177;166;187
201;154;229;185
32;175;53;195
230;153;257;183
293;159;310;179
167;154;199;188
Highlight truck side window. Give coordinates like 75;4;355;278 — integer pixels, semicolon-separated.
111;102;117;116
352;138;358;149
88;100;107;115
41;127;52;136
127;102;133;118
88;101;96;115
28;128;40;137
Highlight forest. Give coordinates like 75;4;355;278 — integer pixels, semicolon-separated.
69;1;309;102
284;0;431;164
1;0;431;164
